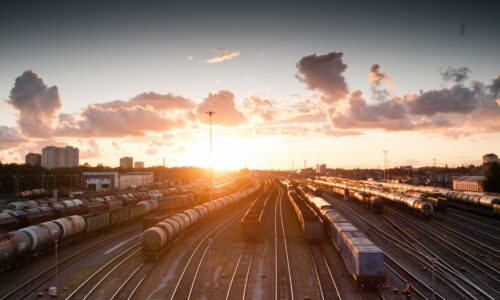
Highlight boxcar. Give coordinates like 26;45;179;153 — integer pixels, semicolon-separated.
110;207;130;225
84;213;110;234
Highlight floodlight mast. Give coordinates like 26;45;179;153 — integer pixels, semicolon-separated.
207;111;215;202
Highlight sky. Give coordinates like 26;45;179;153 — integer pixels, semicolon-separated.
0;0;499;170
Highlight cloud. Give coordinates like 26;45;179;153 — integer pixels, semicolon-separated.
243;94;329;126
369;64;393;102
369;64;389;85
146;147;159;155
296;52;349;104
254;124;360;137
8;70;61;137
244;95;277;123
0;126;26;146
408;85;482;115
95;92;195;111
206;49;240;63
255;126;311;136
195;91;246;126
79;140;101;159
331;91;414;131
329;73;500;135
440;66;470;83
55;105;185;137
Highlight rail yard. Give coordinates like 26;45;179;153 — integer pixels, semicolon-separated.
0;175;498;300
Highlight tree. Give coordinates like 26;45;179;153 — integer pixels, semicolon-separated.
482;162;500;193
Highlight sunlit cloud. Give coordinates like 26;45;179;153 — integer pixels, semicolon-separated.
195;90;246;126
206;48;240;63
55;105;186;137
0;126;26;146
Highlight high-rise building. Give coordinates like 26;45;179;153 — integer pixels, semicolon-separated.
134;161;144;168
315;164;327;174
482;153;498;174
41;146;79;169
120;157;133;169
25;153;42;166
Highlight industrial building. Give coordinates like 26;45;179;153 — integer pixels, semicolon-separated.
134;161;145;168
41;146;79;169
120;157;134;169
25;153;41;166
83;171;153;191
453;176;483;192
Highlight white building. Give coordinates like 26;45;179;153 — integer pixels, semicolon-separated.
42;146;79;169
453;176;483;192
83;171;153;191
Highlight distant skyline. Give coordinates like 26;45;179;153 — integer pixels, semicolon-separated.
1;0;499;169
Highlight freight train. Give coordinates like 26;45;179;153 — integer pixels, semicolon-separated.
296;186;385;287
141;181;261;260
286;189;323;241
354;179;499;216
0;187;215;233
0;191;204;268
312;179;433;217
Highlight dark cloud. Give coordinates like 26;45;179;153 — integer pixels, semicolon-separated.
8;70;61;137
55;105;185;137
329;72;500;135
331;91;414;131
195;91;246;126
489;75;500;97
440;66;470;83
95;92;195;111
296;52;349;104
408;85;480;115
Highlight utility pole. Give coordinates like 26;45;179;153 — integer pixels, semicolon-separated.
206;111;215;202
433;158;436;168
383;150;388;180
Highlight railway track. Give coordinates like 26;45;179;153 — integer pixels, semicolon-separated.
323;193;490;299
274;182;294;300
309;244;342;300
430;215;500;259
435;211;500;245
384;207;500;299
169;181;272;300
0;225;141;300
64;243;142;299
224;243;256;300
